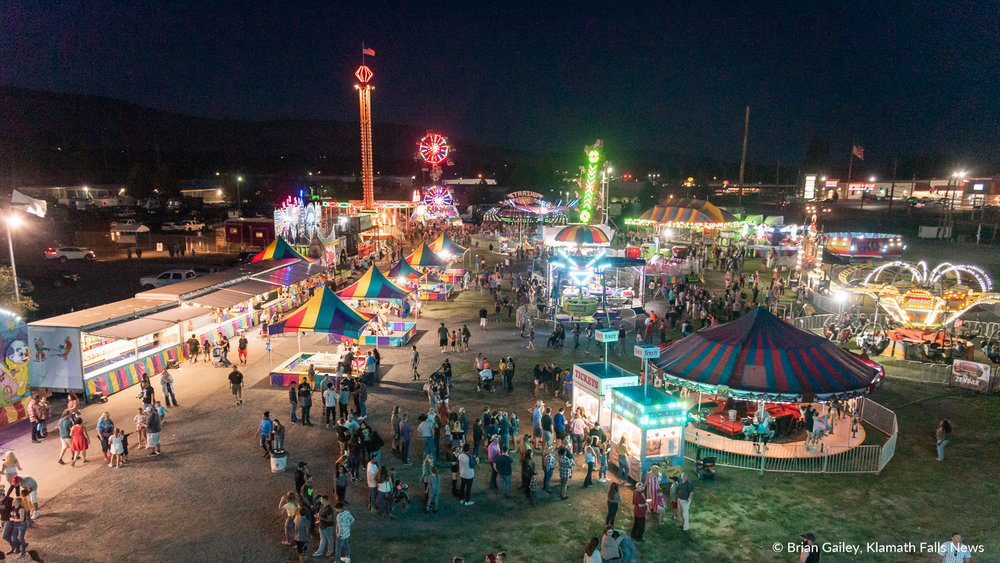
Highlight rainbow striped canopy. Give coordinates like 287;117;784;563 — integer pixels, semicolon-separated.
639;199;736;225
268;285;372;339
554;224;611;245
406;243;449;269
428;233;468;256
251;237;310;262
337;266;413;304
654;307;879;402
388;259;423;280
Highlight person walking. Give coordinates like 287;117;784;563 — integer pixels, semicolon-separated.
228;365;244;406
375;466;392;517
557;446;575;500
366;455;379;511
676;472;694;531
458;443;477;505
288;384;299;423
936;419;952;462
479;306;488;331
160;369;178;407
583;437;599;488
631;483;647;541
334;502;354;562
527;325;535;350
437;323;449;353
27;395;44;444
462;324;471;351
606;481;621;527
258;411;274;457
425;466;440;513
69;418;90;465
237;332;249;366
495;446;513;498
56;410;74;464
293;505;310;561
399;414;412;464
410;346;420;380
324;385;338;427
937;532;973;563
96;412;115;463
297;380;313;426
186;334;200;363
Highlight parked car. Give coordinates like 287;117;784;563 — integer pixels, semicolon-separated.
178;219;205;232
191;265;223;276
139;269;198;290
44;246;96;263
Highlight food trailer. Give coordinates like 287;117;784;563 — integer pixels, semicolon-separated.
571;362;639;430
609;385;688;481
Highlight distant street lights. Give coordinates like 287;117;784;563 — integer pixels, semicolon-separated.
236;175;245;217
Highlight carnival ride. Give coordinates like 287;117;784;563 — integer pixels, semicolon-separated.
482;191;575;225
411;133;461;224
824;232;904;260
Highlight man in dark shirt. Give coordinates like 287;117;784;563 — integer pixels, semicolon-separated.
187;335;200;363
237;333;249;366
313;495;336;557
228;366;244;406
437;323;449;353
494;447;514;498
145;408;162;456
540;408;554;452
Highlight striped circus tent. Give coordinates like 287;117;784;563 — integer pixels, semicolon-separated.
638;199;736;225
251;237;310;262
405;243;449;269
554;224;611;245
268;285;372;340
388;259;423;280
337;265;413;304
654;307;879;402
428;232;468;256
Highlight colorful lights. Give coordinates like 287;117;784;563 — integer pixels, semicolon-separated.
417;133;451;166
579;140;603;224
355;65;375;209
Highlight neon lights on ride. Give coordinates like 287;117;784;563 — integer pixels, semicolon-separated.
551;249;608;287
418;133;451;165
579;141;602;224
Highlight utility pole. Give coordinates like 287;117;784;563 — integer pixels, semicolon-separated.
887;158;897;216
738;106;750;207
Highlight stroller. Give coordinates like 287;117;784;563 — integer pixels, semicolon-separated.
695;450;716;480
477;370;496;393
388;479;410;511
210;344;228;367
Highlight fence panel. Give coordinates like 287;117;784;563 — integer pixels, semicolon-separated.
878;432;898;473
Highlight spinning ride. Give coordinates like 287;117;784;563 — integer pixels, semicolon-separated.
411;133;460;224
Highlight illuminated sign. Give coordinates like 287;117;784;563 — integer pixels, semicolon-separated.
634;344;661;359
579;141;603;223
804;175;817;200
973;183;984;191
848;182;875;191
824;179;840;188
595;328;618;343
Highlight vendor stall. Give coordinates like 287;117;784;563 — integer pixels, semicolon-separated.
572;362;639;429
388;259;424;288
406;243;449;270
269;347;366;387
268;286;373;386
336;266;417;346
427;232;468;260
251;237;311;262
609;385;688;481
419;276;454;301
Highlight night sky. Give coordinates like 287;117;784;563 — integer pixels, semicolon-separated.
3;1;998;169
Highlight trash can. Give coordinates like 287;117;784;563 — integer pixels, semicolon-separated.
270;450;288;473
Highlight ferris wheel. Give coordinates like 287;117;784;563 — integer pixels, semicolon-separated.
418;133;451;165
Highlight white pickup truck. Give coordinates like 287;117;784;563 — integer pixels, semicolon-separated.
140;269;198;290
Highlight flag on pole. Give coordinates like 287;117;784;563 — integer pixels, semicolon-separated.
11;190;47;217
362;47;375;56
852;145;865;160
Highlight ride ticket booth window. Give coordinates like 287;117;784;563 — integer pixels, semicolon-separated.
571;362;639;430
609;385;688;481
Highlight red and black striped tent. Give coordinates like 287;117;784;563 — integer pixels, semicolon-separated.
654;307;879;402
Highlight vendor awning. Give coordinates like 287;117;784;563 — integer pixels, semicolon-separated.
189;289;253;310
405;243;448;269
145;306;212;324
388;259;423;280
224;279;281;297
89;318;175;340
253;261;324;286
428;233;468;256
269;286;372;340
251;237;310;262
337;266;413;303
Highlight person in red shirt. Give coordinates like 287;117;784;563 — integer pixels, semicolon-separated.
631;483;648;541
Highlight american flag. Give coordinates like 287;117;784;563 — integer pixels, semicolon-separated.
852;145;864;160
362;47;375;56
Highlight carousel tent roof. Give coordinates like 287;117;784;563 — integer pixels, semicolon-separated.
388;259;423;280
268;285;372;339
337;266;413;303
554;224;612;245
251;237;310;262
654;307;879;401
406;243;449;269
639;199;737;225
427;233;468;256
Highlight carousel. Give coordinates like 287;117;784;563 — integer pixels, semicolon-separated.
336;265;417;347
654;308;889;466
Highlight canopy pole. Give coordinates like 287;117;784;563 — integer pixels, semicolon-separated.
297;331;301;354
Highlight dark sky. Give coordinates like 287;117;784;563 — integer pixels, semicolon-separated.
2;1;998;170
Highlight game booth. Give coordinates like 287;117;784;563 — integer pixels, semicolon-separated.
336;265;417;347
608;385;688;481
427;233;468;285
267;286;372;387
571;362;640;429
654;307;884;462
406;243;454;300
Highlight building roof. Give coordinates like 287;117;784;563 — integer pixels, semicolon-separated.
29;298;174;331
136;259;298;301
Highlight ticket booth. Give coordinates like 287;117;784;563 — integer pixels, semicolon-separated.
571;362;639;430
609;385;687;481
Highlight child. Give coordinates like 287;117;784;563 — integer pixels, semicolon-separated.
335;462;349;504
450;331;458;353
134;407;148;449
155;401;169;424
271;419;286;451
425;466;440;513
109;428;124;468
120;431;131;466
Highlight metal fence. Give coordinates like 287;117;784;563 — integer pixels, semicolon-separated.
960;320;1000;340
684;398;897;475
792;314;835;332
877;359;953;385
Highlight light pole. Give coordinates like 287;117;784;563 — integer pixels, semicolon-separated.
5;215;23;304
236;175;244;217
